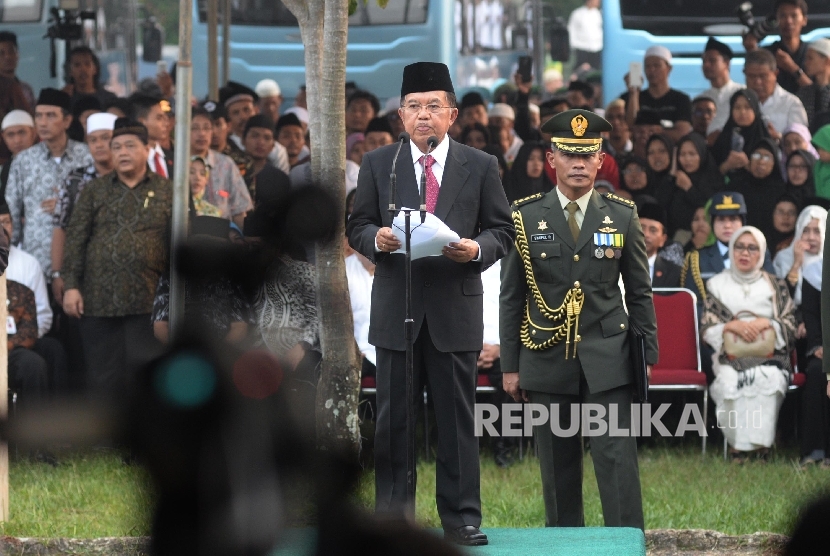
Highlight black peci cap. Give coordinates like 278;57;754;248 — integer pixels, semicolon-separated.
400;62;455;97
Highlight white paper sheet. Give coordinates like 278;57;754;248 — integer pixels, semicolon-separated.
390;209;461;260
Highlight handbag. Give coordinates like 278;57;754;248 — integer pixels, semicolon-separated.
722;311;776;360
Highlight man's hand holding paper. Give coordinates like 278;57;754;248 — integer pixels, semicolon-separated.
389;209;462;260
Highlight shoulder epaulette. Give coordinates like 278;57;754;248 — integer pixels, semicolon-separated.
603;192;635;208
512;193;543;209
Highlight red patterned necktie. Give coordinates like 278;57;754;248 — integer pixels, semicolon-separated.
154;151;168;178
419;154;439;213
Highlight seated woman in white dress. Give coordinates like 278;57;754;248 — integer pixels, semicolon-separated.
701;225;797;462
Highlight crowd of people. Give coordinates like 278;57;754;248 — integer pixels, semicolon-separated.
0;0;827;473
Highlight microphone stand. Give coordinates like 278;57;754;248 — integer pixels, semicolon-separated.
387;133;420;509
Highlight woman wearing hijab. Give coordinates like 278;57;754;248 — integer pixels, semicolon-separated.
773;205;827;307
701;226;797;462
501;141;553;204
781;124;819;167
726;138;787;241
785;149;817;209
619;155;652;199
711;89;771;176
460;123;491;151
645;134;673;194
810;124;830;200
655;133;724;241
797;258;827;466
768;194;800;255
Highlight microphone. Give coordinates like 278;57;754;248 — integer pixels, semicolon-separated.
420;135;439;223
389;131;410;216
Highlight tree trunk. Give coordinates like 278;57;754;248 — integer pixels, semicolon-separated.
282;0;361;455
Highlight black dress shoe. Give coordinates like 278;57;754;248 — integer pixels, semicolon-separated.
444;525;488;546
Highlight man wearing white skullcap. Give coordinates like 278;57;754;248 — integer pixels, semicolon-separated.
1;109;37;200
798;38;830;126
255;78;283;123
621;44;693;143
50;112;117;305
488;103;523;164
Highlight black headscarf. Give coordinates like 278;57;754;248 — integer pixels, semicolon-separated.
502;141;553;203
727;137;787;241
784;148;816;210
710;88;771;167
618;154;653;199
655;132;724;237
460;123;491;149
645;134;674;194
767;192;800;255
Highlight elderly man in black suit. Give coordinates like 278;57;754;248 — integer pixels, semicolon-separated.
347;62;514;546
639;202;681;288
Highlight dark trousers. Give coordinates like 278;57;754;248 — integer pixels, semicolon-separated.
33;336;69;396
530;376;644;530
8;347;48;411
374;320;481;530
574;49;602;70
47;284;86;393
800;357;829;456
79;314;163;403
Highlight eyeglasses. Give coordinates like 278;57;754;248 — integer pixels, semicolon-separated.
401;103;453;114
750;152;773;162
774;207;797;217
733;243;760;254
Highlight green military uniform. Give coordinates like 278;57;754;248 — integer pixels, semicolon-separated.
500;109;658;530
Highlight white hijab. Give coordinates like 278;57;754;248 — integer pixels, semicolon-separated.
728;226;767;287
772;205;827;304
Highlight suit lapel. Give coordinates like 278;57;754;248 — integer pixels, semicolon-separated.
434;139;471;221
541;192;574;250
394;143;421;210
575;190;607;253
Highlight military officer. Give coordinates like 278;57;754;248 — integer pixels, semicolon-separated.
500;109;658;530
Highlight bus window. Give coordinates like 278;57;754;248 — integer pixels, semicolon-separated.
0;0;43;23
619;0;830;35
197;0;427;27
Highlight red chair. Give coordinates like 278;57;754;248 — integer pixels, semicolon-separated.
651;288;708;454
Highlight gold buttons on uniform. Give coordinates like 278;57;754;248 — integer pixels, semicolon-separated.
575;335;581;342
574;281;580;288
573;254;580;262
541;253;547;259
531;329;537;335
620;324;626;329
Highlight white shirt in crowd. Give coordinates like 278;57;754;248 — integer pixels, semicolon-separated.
702;80;744;134
568;4;603;53
717;241;731;270
482;259;501;347
147;143;168;176
647;253;657;282
7;245;52;338
758;84;808;136
345;252;376;366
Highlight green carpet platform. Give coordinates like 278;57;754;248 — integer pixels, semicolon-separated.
270;527;646;555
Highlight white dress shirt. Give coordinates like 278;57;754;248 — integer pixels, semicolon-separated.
148;143;168;176
567;5;603;52
702;80;744;134
481;259;501;346
7;245;52;338
410;134;450;188
345;253;376;366
717;241;731;270
759;84;808;136
647;253;657;282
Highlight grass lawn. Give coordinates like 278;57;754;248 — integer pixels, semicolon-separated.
1;442;829;538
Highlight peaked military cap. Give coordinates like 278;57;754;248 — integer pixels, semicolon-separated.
541;109;610;154
709;191;747;217
401;62;455;97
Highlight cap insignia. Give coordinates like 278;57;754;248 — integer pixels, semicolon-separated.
571;114;588;137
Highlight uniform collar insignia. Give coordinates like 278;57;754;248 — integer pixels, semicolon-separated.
602;215;613;225
538;219;548;230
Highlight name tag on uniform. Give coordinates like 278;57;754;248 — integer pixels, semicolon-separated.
531;233;554;242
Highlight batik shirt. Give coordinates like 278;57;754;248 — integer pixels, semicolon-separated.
203;150;253;220
5;140;92;277
54;164;107;230
63;171;173;317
